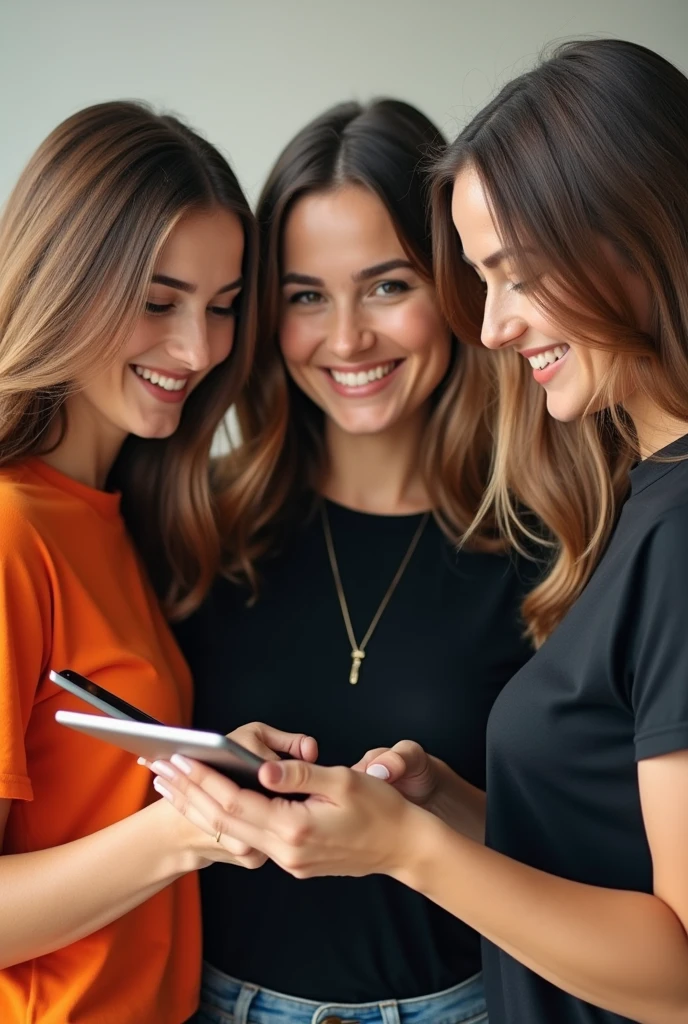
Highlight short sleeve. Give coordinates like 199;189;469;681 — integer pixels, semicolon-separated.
632;506;688;761
0;498;52;801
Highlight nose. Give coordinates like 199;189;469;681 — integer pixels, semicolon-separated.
480;292;527;351
326;305;376;360
165;312;212;372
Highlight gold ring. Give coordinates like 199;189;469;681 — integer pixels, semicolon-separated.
215;830;221;843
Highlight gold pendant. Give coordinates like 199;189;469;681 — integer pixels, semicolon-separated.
349;649;365;684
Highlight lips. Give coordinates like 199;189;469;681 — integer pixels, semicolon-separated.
327;361;398;388
132;365;189;392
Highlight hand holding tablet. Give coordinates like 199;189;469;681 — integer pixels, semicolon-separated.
50;669;315;798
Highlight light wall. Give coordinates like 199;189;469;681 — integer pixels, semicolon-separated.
1;0;687;207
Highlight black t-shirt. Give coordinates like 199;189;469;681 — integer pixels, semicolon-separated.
176;499;534;1002
483;435;688;1024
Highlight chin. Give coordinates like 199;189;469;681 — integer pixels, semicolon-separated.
130;416;182;440
333;414;398;437
544;395;586;423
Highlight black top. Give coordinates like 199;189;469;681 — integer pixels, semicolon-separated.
483;435;688;1024
177;499;534;1001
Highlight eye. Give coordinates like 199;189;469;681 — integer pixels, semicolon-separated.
209;302;238;318
374;280;409;297
146;301;173;315
289;291;323;305
507;276;540;295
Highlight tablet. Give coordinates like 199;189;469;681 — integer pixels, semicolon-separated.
50;668;161;724
55;709;268;792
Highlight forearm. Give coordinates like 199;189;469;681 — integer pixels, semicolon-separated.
399;813;688;1024
0;800;191;969
425;758;486;842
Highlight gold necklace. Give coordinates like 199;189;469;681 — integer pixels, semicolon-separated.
321;502;430;684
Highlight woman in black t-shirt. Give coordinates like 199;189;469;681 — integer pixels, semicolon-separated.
169;100;536;1022
149;40;688;1024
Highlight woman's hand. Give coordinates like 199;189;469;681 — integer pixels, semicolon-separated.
353;741;486;843
140;722;319;871
352;740;443;806
145;755;428;881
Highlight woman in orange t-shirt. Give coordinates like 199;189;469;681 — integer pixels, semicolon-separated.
0;103;304;1024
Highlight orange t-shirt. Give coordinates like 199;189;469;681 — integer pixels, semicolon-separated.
0;459;201;1024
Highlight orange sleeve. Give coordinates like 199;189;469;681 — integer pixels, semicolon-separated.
0;498;52;802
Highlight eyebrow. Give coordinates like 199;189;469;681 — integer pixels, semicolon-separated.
281;258;415;288
152;273;243;295
462;247;534;271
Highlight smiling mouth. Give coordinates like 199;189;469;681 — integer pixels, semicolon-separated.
132;365;189;392
327;360;401;388
525;345;569;370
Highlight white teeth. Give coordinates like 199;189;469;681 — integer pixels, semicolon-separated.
528;345;568;370
330;362;396;387
133;366;187;391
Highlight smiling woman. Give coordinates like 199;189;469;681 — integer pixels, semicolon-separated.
171;98;538;1024
0;101;262;1024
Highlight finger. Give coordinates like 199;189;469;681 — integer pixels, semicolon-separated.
258;758;348;799
351;748;390;773
155;773;287;858
233;723;319;763
152;769;249;848
151;775;248;851
359;740;430;784
389;740;432;779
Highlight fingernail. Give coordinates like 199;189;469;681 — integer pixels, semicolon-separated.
137;757;147;766
366;764;391;780
261;761;283;785
151;760;175;779
170;754;192;775
153;777;173;801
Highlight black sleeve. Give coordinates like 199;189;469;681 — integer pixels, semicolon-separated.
632;505;688;761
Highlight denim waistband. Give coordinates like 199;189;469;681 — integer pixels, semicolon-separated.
197;962;487;1024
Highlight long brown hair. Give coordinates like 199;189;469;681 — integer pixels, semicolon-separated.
0;101;258;617
216;98;499;590
432;39;688;644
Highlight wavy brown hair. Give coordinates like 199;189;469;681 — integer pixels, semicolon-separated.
0;101;258;618
215;98;500;588
432;39;688;645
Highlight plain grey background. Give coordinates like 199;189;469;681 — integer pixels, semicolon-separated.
1;0;687;207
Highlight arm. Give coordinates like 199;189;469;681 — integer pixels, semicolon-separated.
145;753;688;1024
0;721;315;969
0;795;205;970
397;751;688;1024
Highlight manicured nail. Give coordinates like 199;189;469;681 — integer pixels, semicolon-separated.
366;764;391;780
153;777;173;801
170;754;193;775
151;760;175;779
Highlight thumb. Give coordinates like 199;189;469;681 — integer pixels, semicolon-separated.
258;757;333;796
365;740;431;785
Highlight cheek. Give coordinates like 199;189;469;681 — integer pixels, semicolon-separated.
121;319;160;363
278;314;320;368
390;304;451;369
569;345;606;386
209;320;237;366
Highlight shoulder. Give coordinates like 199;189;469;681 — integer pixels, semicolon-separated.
632;500;688;588
0;466;53;568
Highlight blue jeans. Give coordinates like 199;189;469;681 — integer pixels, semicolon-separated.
189;962;488;1024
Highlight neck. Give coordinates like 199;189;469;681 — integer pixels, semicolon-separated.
320;408;431;515
39;399;126;490
624;392;688;459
